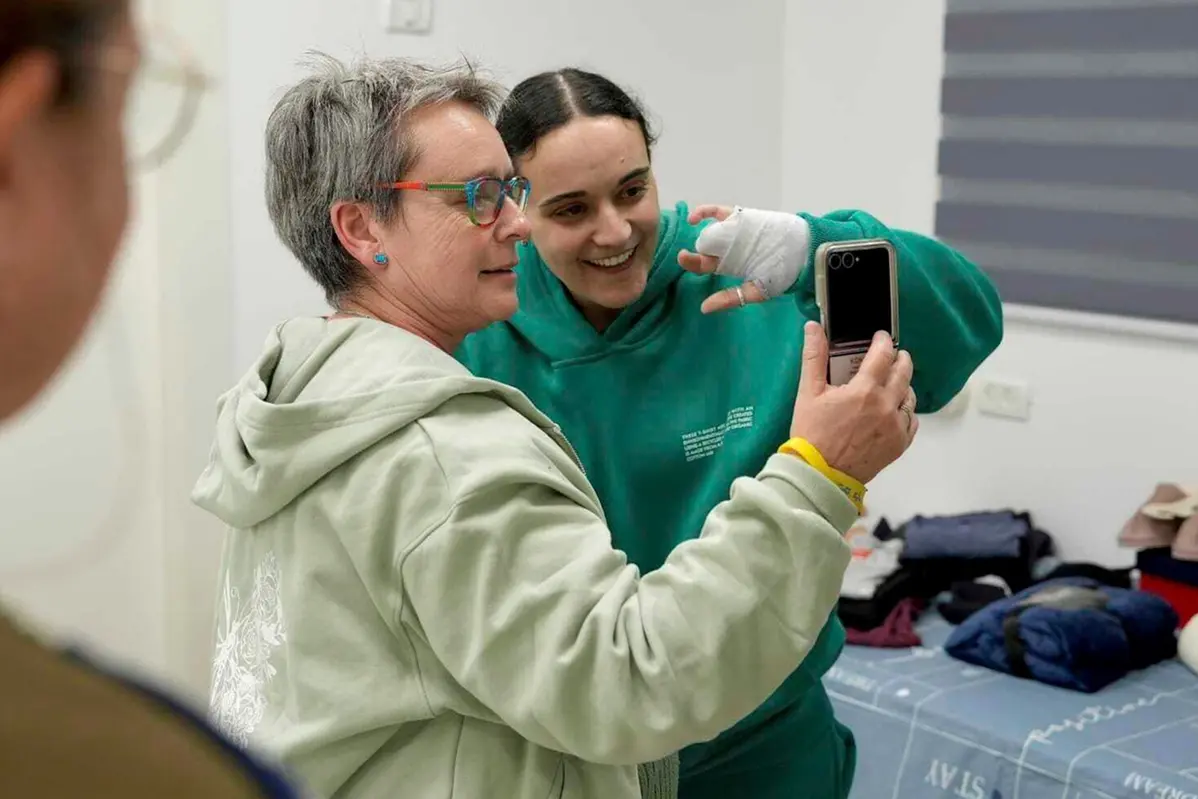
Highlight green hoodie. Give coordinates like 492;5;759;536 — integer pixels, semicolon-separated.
457;202;1004;798
193;316;857;799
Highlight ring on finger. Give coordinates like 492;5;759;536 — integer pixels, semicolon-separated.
735;285;747;307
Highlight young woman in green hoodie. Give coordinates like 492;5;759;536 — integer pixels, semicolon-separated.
456;68;1004;799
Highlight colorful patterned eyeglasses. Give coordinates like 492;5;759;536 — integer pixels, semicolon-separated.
379;176;531;227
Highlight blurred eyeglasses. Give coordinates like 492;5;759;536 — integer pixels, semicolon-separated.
104;24;209;172
380;176;532;227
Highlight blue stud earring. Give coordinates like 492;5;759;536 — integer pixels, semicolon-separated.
373;252;388;265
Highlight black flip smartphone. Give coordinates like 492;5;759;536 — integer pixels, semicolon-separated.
813;239;899;386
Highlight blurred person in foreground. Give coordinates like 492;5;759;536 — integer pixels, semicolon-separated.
0;0;301;794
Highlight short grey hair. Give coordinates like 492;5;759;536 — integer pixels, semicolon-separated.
264;53;505;305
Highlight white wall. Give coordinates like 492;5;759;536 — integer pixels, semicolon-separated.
228;0;788;367
155;0;237;699
783;0;1198;566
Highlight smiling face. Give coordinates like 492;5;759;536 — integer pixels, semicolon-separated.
516;115;660;330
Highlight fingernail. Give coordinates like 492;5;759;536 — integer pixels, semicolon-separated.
804;321;819;334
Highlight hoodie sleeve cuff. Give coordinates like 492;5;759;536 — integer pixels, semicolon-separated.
757;453;860;535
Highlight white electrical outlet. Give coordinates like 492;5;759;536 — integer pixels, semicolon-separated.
974;377;1032;421
383;0;432;34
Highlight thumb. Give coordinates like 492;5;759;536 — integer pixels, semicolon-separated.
798;321;828;397
694;213;738;259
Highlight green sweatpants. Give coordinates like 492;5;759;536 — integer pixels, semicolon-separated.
678;687;855;799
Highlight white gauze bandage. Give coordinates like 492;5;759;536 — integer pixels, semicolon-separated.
693;207;811;299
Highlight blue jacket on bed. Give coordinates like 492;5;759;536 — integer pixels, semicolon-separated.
944;578;1178;692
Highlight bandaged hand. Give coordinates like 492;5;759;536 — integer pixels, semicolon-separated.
678;205;812;314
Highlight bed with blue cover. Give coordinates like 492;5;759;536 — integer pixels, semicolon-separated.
825;612;1198;799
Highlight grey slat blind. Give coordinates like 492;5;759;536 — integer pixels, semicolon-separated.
934;0;1198;323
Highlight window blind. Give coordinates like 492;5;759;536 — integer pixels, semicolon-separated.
934;0;1198;323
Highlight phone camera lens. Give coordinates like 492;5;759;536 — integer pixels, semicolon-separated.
829;253;842;269
846;254;857;268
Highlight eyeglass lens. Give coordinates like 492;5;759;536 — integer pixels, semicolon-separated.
471;178;530;225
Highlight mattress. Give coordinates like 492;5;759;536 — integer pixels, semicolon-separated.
825;612;1198;799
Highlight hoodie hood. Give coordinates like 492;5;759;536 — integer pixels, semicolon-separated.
192;317;490;529
505;202;703;363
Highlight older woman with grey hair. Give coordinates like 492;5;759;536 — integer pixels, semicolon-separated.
194;53;918;799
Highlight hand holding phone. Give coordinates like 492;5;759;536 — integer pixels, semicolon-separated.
788;322;917;485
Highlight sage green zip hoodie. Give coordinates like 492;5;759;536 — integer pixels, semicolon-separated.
193;316;854;799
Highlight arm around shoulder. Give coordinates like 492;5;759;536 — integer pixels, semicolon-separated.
398;442;854;766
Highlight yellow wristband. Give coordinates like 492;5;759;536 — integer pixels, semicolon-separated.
778;437;866;514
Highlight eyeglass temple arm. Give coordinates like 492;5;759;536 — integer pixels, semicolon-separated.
384;182;468;191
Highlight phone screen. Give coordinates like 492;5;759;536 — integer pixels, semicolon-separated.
825;245;894;347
